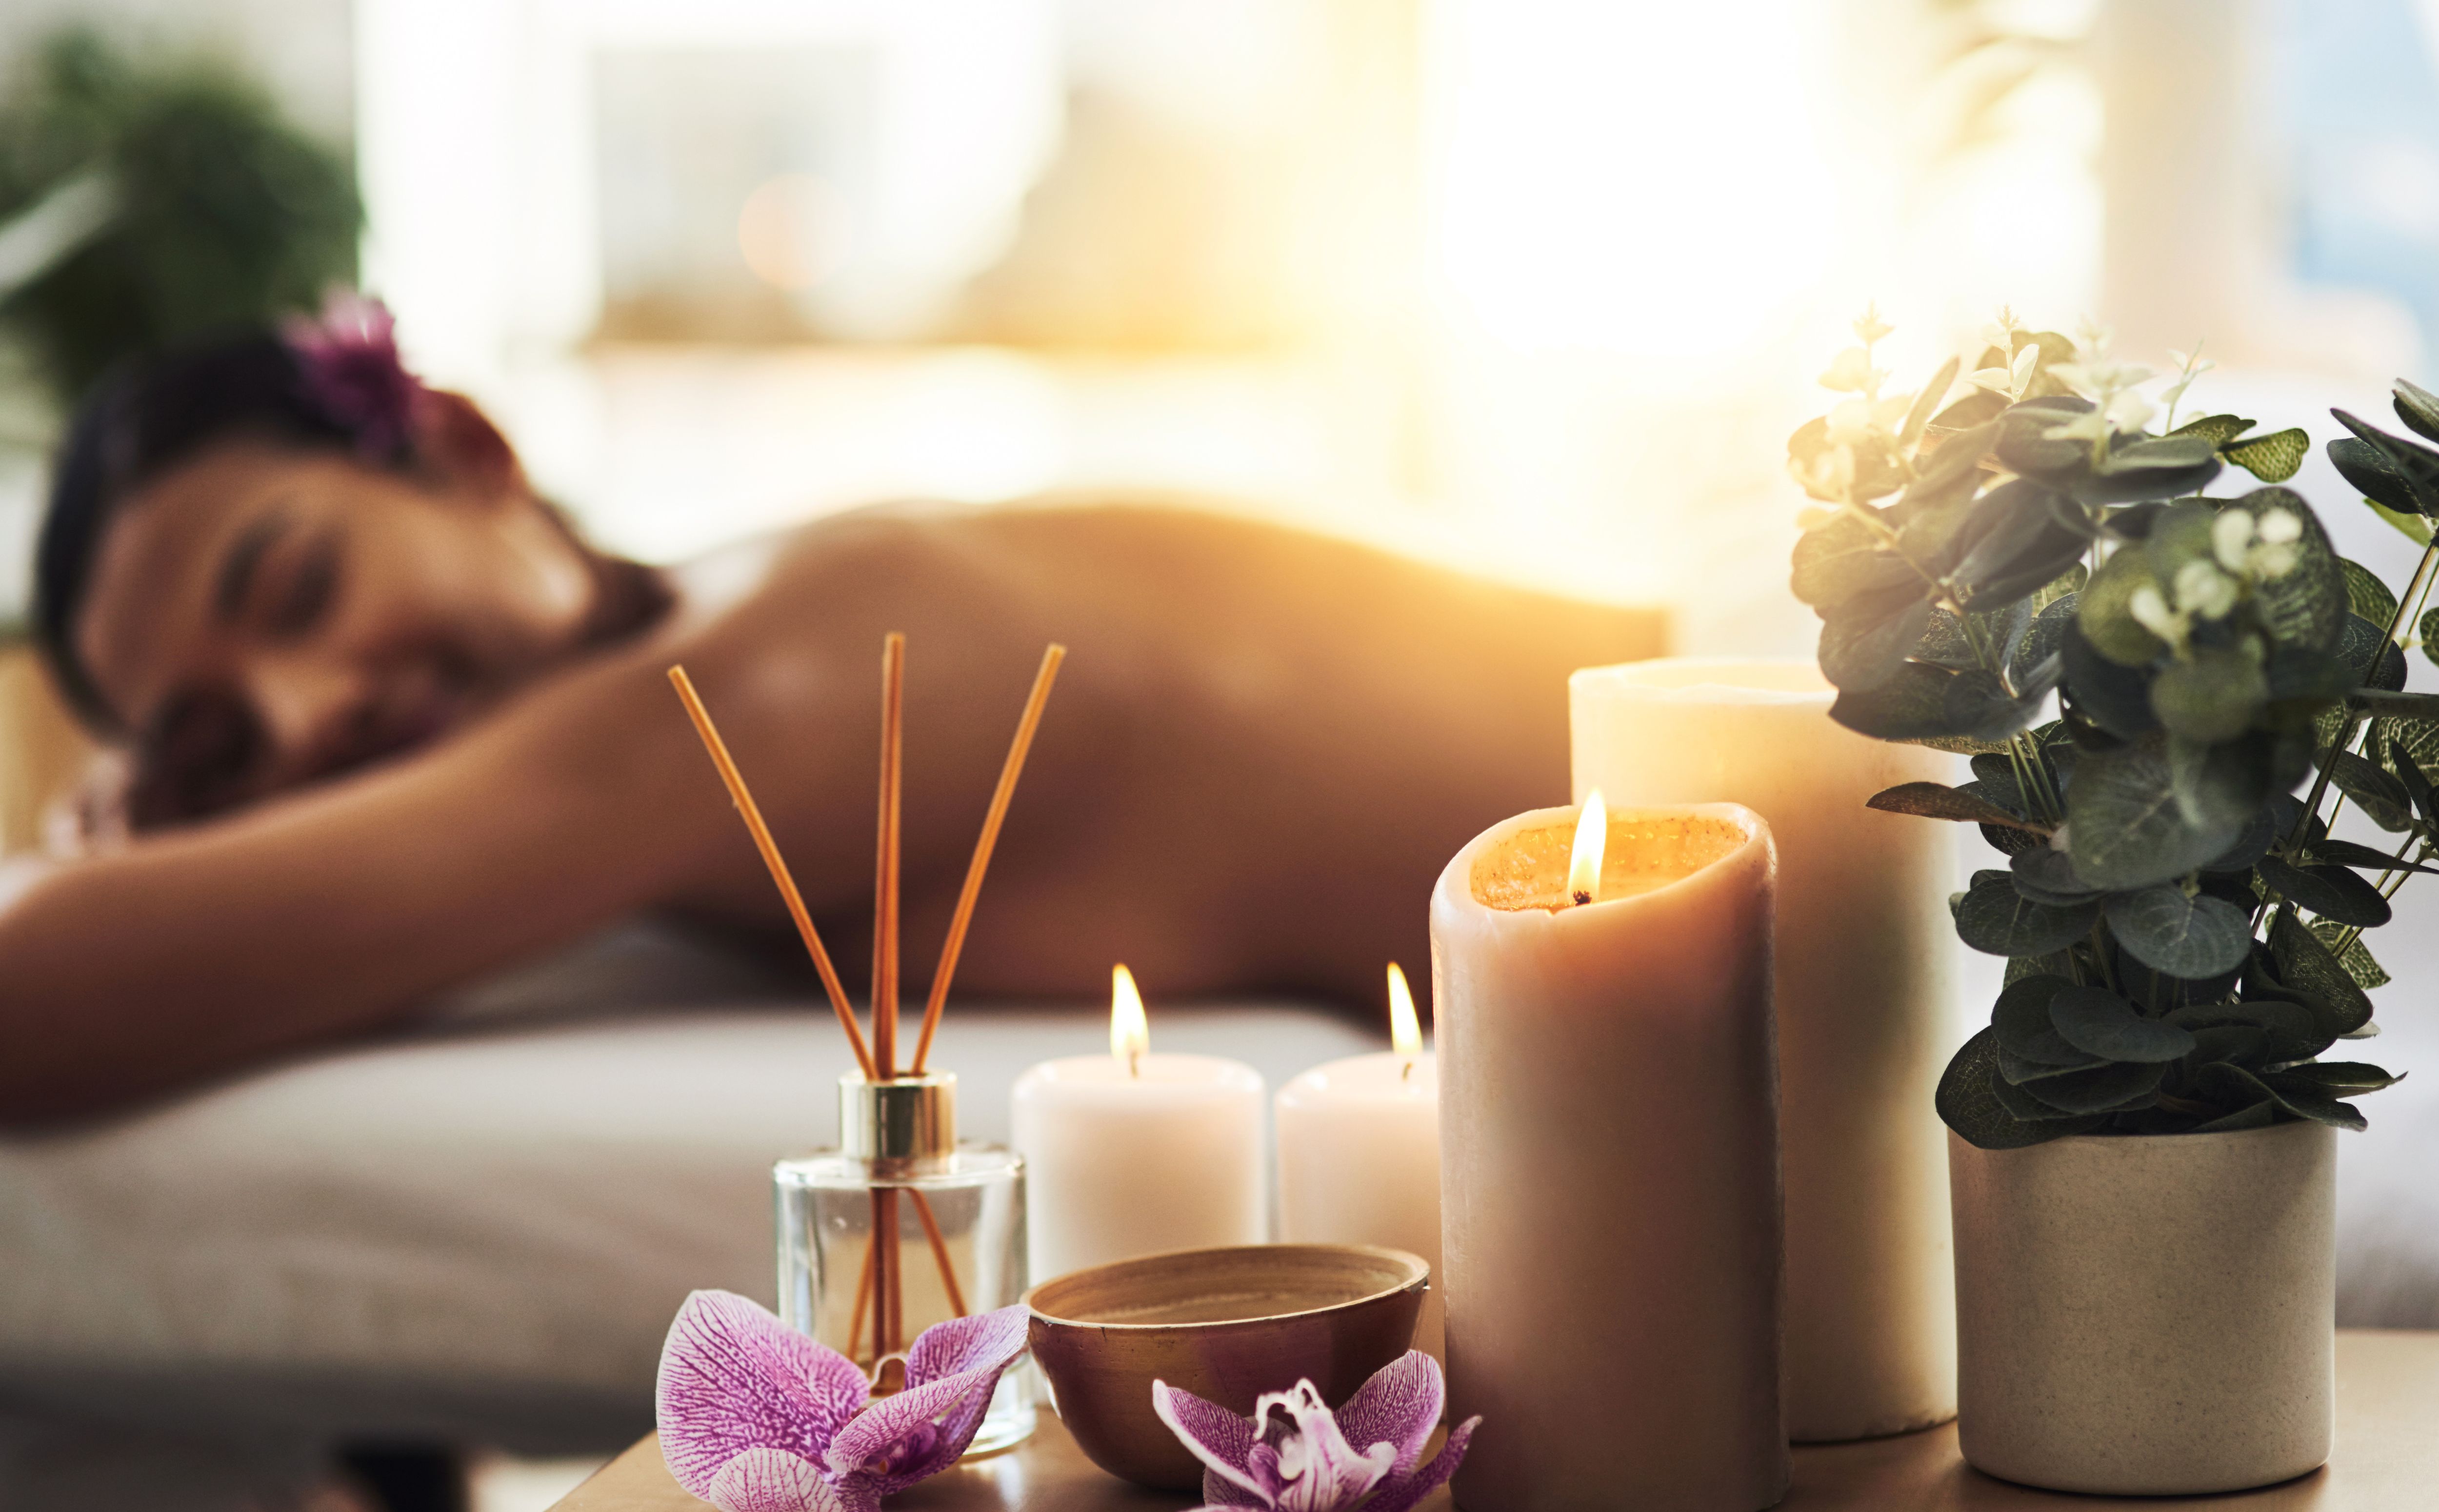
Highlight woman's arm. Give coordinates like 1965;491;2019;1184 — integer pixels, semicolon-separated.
0;650;722;1123
0;519;1030;1126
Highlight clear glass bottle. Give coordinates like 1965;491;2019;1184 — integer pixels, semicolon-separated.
775;1072;1034;1455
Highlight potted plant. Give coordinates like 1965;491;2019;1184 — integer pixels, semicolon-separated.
1788;308;2434;1494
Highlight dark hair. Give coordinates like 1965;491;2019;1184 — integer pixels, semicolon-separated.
33;332;369;732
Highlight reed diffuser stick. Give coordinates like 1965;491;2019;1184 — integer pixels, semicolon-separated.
910;1190;970;1317
847;1227;876;1363
873;634;905;1078
888;1195;907;1356
911;643;1066;1072
668;666;877;1081
871;1189;895;1357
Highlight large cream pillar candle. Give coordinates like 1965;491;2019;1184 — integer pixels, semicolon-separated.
1570;657;1957;1442
1434;800;1786;1512
1010;966;1267;1284
1276;964;1443;1358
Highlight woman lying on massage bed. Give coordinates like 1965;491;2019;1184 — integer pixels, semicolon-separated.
0;303;1661;1124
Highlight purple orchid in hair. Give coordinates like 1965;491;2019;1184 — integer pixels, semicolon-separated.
1151;1351;1478;1512
656;1290;1028;1512
281;290;428;461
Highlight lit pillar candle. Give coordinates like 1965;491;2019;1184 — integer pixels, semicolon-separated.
1011;966;1267;1284
1275;963;1443;1358
1435;797;1786;1512
1571;658;1957;1441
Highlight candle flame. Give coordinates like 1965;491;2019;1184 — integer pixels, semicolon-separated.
1568;790;1607;907
1387;962;1422;1060
1110;963;1149;1074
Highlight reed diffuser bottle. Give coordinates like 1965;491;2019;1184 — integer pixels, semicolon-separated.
776;1072;1033;1454
672;633;1063;1463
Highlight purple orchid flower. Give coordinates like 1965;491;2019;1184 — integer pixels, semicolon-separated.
1151;1351;1479;1512
280;290;428;461
656;1290;1028;1512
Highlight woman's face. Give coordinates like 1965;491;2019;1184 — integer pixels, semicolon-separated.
76;440;600;824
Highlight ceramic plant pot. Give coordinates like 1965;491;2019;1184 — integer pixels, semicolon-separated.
1949;1120;2335;1495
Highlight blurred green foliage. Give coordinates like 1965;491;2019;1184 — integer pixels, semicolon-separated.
0;29;360;409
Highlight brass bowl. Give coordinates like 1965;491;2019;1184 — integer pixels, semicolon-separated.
1025;1242;1428;1491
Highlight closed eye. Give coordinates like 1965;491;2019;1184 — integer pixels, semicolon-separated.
265;533;340;639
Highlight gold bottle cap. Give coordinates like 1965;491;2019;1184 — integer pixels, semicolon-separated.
839;1071;957;1164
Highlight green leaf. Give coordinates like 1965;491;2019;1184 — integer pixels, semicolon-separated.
1953;870;2100;956
2169;413;2257;446
2299;837;2438;875
1899;419;2001;514
2063;623;2163;739
1951;481;2091;607
1942;668;2051;744
1991;973;2086;1063
1911;732;2017;755
1899;356;1960;448
2308;921;2390;990
2423;608;2439;669
2312;922;2390;990
2077;547;2168;667
1819;588;1934;692
2046;983;2199;1062
1990;1065;2088;1122
2008;595;2077;694
2341;558;2400;628
2011;846;2100;905
2365;496;2434;546
2201;1062;2366;1131
2174;996;2329;1064
2013;1057;2168;1114
2224;427;2308;482
2028;564;2087;615
1995;398;2095;480
2065;734;2254;890
2396;379;2439;445
2149;647;2268;743
1829;661;1959;740
1938;1028;2102;1149
2270;1060;2403;1096
2337;612;2409;693
2192;1098;2280;1133
1791;513;1918;610
2269;911;2374;1037
2330;412;2439;515
2351;691;2439;721
1867;781;2047;831
2226;489;2346;652
2319;748;2415;832
2101;886;2253;977
2077;435;2224;505
1929;391;2008;435
2259;854;2392;927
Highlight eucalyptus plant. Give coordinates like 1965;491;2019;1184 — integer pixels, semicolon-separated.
1790;308;2439;1148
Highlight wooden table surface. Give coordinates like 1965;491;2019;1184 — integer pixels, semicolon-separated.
554;1330;2439;1511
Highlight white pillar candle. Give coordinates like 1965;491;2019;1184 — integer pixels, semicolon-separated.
1275;963;1443;1358
1434;799;1786;1512
1011;966;1267;1284
1571;657;1957;1441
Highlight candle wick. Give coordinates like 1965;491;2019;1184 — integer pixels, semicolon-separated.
1401;1058;1414;1083
1128;1049;1141;1079
1571;889;1592;907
